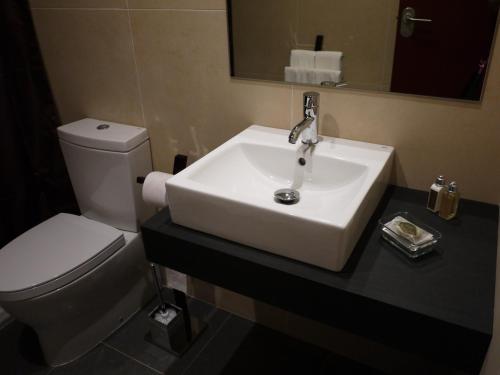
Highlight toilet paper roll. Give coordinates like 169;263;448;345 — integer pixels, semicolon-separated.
142;172;173;208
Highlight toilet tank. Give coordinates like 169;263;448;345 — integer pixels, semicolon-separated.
57;118;155;232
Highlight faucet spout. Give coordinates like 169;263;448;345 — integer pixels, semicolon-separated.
288;115;314;144
288;92;320;145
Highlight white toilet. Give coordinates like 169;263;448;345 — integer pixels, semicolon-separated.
0;118;156;366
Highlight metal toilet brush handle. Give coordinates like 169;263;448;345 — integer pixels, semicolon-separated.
150;263;167;312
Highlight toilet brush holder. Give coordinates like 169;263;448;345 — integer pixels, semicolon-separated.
147;303;188;354
146;264;207;356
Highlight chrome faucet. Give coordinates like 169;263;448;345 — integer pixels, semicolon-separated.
289;92;320;145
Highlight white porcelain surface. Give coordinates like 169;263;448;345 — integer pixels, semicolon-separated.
59;119;155;232
0;231;152;366
0;214;124;301
167;125;394;271
0;118;155;366
57;118;149;152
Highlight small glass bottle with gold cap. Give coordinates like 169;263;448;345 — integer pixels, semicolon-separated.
439;182;460;220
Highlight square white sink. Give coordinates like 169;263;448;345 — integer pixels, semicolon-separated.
167;125;394;271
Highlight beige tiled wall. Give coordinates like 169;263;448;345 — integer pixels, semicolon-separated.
32;8;143;124
30;0;127;8
29;1;500;373
29;0;500;205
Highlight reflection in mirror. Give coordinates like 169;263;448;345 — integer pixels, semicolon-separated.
227;0;500;101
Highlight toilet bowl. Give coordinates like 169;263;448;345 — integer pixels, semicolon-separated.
0;119;156;366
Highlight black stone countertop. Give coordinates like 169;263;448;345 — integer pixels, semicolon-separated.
142;186;498;374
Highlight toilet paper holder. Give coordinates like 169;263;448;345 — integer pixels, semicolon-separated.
136;154;188;185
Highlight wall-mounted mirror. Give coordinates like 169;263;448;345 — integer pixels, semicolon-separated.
227;0;500;101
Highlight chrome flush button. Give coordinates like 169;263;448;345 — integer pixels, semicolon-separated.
97;124;110;130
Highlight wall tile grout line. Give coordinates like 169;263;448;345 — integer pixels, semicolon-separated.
31;8;127;11
128;9;225;12
124;0;147;127
31;8;225;12
179;313;232;375
101;342;163;374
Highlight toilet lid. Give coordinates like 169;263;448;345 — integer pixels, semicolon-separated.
0;214;125;302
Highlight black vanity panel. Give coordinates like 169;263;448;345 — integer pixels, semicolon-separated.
142;186;498;374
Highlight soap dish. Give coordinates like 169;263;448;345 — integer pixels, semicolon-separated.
379;212;441;259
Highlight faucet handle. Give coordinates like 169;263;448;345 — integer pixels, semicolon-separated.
303;91;319;109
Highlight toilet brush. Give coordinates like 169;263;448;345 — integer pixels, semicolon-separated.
150;263;167;312
150;264;179;326
146;264;207;355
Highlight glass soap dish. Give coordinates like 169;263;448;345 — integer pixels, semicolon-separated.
379;212;442;259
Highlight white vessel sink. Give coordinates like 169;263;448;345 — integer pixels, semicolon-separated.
167;125;394;271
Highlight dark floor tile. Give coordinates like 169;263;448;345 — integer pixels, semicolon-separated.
0;321;51;375
106;290;230;374
1;294;385;375
50;344;157;375
320;352;388;375
183;315;328;375
184;315;388;375
0;316;13;330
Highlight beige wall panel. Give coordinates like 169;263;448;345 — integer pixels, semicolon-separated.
127;0;225;10
30;0;127;8
31;9;144;125
129;10;291;171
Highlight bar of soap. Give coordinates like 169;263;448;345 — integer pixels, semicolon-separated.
387;216;433;246
398;221;418;236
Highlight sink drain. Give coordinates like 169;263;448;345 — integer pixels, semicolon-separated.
274;188;300;205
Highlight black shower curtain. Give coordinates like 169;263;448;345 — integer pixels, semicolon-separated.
0;1;78;247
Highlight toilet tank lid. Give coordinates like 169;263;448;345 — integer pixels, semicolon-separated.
0;214;125;301
57;118;149;152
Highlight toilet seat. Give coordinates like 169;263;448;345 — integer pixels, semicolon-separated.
0;214;125;302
